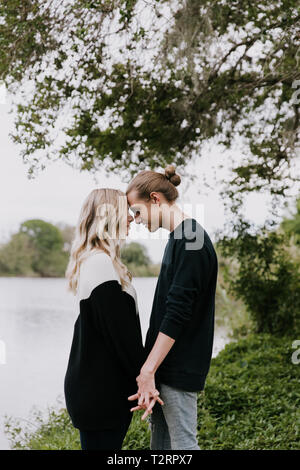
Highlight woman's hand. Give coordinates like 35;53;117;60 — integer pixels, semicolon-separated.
128;332;175;419
129;393;164;420
129;392;164;420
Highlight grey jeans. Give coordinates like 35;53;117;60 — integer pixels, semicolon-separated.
148;382;200;450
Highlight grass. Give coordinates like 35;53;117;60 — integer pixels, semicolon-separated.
196;334;300;449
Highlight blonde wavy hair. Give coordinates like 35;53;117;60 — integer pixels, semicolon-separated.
66;188;132;294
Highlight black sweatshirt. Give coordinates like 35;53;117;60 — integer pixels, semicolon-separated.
145;218;218;392
64;252;146;431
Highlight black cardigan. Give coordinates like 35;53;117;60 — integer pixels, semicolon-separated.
64;252;146;431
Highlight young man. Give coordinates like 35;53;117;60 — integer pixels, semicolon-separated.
126;167;218;450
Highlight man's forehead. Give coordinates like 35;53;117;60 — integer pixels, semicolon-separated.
126;190;140;206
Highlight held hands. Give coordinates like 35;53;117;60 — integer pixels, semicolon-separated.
128;368;164;420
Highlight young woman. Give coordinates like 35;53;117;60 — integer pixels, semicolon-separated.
64;188;163;450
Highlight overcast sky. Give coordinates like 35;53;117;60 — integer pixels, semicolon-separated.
0;86;296;263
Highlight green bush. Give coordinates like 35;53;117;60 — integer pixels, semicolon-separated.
127;262;161;278
121;242;161;277
4;402;80;450
5;334;300;450
214;245;253;337
121;242;151;267
0;219;70;277
0;233;36;276
196;334;300;449
219;227;300;336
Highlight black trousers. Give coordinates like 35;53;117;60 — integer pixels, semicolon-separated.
79;413;132;450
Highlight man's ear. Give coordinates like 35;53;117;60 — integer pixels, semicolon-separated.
149;192;160;204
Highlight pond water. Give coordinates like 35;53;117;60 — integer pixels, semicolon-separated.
0;277;229;449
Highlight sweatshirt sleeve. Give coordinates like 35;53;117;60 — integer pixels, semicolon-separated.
159;235;212;341
89;280;146;379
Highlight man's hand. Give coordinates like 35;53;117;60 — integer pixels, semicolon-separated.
128;366;164;420
136;367;157;408
127;332;175;420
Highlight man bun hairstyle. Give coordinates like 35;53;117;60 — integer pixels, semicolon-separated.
126;164;181;203
164;164;181;187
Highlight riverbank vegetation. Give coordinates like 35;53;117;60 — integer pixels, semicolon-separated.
0;220;69;277
0;220;160;278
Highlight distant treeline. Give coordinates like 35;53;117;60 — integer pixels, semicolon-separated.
0;219;160;278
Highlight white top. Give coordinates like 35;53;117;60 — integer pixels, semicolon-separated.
77;251;139;315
